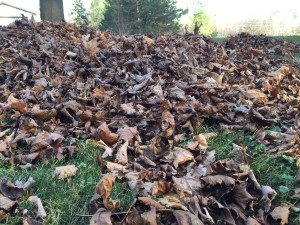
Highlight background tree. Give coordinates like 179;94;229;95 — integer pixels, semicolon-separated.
188;0;216;36
40;0;64;22
70;0;89;26
101;0;187;34
89;0;107;28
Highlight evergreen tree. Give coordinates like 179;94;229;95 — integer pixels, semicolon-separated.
89;0;107;29
102;0;188;34
71;0;89;26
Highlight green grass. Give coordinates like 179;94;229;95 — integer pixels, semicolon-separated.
110;181;137;211
273;36;300;43
0;141;103;225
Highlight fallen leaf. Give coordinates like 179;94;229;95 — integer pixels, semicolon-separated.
161;110;175;138
138;197;166;209
173;147;194;168
28;196;47;218
90;208;112;225
268;206;290;225
173;210;204;225
93;122;119;144
141;207;157;225
53;165;78;179
116;140;129;165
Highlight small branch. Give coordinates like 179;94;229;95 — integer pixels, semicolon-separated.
75;208;173;217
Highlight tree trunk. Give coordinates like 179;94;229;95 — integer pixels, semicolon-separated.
40;0;64;22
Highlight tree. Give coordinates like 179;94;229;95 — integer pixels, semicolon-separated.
89;0;107;28
188;0;216;37
40;0;64;22
71;0;89;26
101;0;188;34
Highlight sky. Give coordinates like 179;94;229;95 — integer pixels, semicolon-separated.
0;0;299;25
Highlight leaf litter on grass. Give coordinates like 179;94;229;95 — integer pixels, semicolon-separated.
0;17;300;224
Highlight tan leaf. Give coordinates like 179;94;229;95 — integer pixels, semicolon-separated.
269;206;290;225
173;210;204;225
116;140;129;165
0;141;7;152
152;84;165;100
173;147;194;168
90;208;112;225
120;103;136;115
161;110;175;138
53;165;78;179
94;174;116;209
105;161;127;173
158;195;188;210
172;176;201;198
183;140;199;151
92;87;111;105
141;207;157;225
244;89;268;104
138;197;166;209
201;175;236;188
5;94;27;113
117;126;138;142
31;109;57;122
93;122;119;144
151;180;172;196
174;134;186;143
28;196;47;218
261;185;277;212
0;194;16;211
193;134;208;150
143;36;155;46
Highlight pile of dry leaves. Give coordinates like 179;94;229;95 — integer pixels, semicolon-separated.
0;17;299;224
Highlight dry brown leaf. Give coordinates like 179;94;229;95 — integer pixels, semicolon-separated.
158;195;188;210
244;89;268;104
117;126;138;142
116;140;129;165
232;182;256;210
193;134;208;150
173;210;204;225
261;185;277;212
94;174;116;209
172;176;201;198
143;36;155;46
93;122;119;144
0;194;16;211
151;180;172;196
120;103;136;115
90;208;112;225
161;110;175;138
5;94;28;113
173;147;194;168
201;175;236;187
138;197;166;209
268;206;290;225
28;196;47;218
141;207;157;225
105;161;127;173
53;165;78;179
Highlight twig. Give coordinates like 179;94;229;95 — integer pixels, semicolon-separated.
75;208;173;217
121;199;136;223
